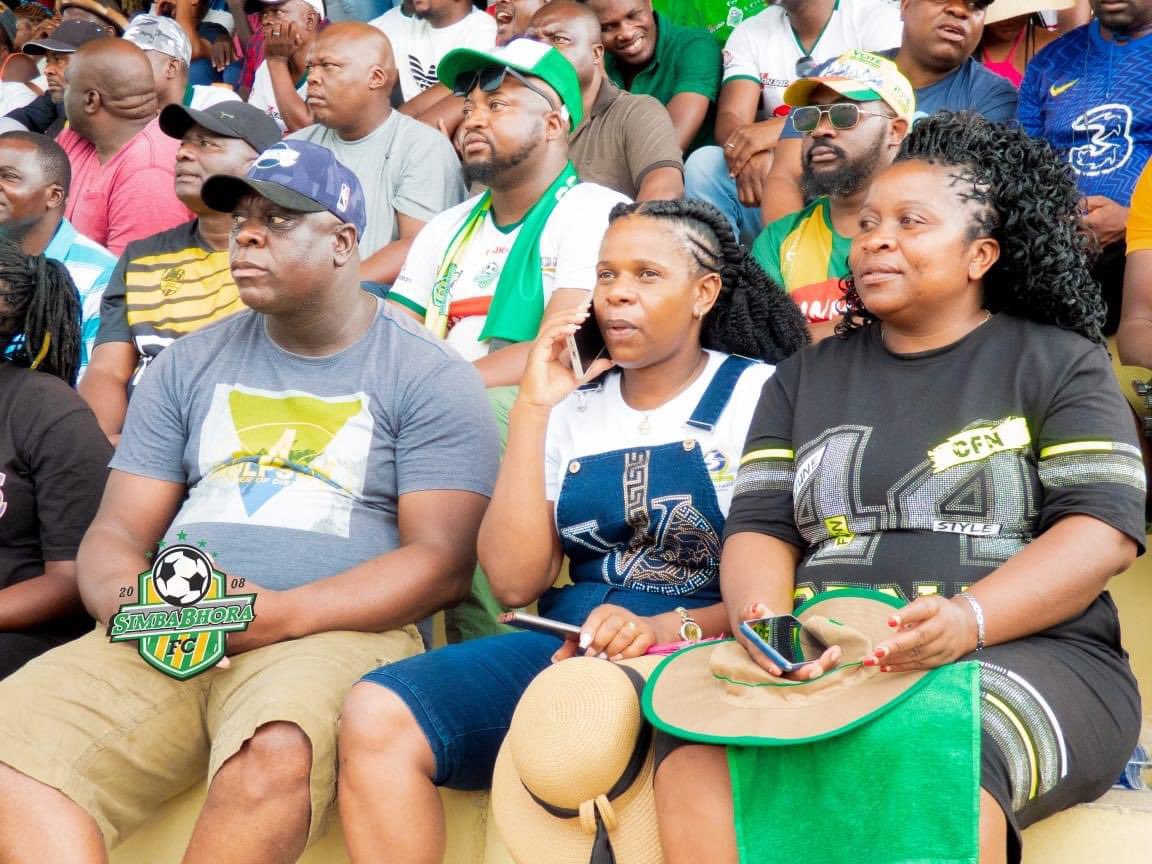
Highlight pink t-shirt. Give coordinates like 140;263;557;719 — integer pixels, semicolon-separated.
59;119;193;256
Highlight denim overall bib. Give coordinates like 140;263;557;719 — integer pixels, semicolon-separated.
363;355;757;790
542;356;754;623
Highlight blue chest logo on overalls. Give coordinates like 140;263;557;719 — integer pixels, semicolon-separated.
561;450;720;594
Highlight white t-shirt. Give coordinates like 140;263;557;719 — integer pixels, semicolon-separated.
247;61;307;132
391;182;629;361
723;0;902;115
370;6;497;102
188;84;242;112
0;82;38;117
543;351;775;515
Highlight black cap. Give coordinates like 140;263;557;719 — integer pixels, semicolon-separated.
23;19;111;54
159;102;283;154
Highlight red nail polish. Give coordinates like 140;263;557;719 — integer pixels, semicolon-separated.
863;657;878;667
881;665;892;673
888;617;899;628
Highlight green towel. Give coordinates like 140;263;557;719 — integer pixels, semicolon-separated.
727;661;981;864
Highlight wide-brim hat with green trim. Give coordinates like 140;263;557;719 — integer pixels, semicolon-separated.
643;589;936;745
437;38;584;130
783;49;916;123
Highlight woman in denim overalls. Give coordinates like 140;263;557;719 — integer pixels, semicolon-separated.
338;200;809;862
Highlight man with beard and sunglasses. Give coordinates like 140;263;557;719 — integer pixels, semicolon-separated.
752;51;913;341
761;0;1017;228
390;39;627;389
684;0;901;245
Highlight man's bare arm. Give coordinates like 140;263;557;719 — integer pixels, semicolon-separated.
635;166;684;202
78;342;136;443
713;79;761;151
473;287;588;387
759;135;804;225
666;92;711;154
360;211;426;286
77;471;187;625
1119;249;1152;369
0;561;86;631
271;488;488;638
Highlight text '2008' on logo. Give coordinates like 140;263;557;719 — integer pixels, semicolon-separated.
107;544;256;679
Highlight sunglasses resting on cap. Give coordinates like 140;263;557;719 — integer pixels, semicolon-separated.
452;65;560;113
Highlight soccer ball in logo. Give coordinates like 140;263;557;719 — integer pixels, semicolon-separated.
153;545;212;607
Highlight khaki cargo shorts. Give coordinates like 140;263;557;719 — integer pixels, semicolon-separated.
0;625;421;848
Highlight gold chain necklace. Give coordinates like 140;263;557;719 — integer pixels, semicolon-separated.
621;351;709;435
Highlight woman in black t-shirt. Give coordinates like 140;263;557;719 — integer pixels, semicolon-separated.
0;242;112;679
655;115;1146;864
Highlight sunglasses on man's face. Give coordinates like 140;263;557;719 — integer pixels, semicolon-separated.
452;65;559;112
790;102;894;133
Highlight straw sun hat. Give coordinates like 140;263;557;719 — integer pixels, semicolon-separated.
644;590;940;745
492;655;664;864
984;0;1074;25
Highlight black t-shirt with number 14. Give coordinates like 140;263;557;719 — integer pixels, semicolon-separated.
727;314;1147;630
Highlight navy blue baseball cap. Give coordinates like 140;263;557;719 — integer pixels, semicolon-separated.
200;140;367;237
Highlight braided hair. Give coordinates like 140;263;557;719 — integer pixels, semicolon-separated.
607;199;810;363
0;240;82;386
837;112;1106;343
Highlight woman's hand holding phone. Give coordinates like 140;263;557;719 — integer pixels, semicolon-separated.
734;602;841;680
518;306;615;412
551;604;659;663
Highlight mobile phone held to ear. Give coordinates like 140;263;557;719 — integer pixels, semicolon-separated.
566;309;607;380
739;614;829;672
498;611;582;641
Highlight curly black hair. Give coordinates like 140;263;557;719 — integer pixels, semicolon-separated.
837;112;1106;344
607;199;810;363
0;240;82;386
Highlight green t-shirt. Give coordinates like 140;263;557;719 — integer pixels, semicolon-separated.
604;12;721;153
652;0;768;44
751;197;852;323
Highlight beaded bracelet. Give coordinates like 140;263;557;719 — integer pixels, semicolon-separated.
959;592;986;651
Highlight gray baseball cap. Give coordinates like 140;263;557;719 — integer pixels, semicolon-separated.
123;14;192;67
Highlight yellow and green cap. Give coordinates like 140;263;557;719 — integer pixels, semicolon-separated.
783;50;916;122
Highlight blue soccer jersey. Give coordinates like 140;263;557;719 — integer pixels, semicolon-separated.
1019;21;1152;205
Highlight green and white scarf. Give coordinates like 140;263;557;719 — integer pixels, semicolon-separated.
424;162;579;344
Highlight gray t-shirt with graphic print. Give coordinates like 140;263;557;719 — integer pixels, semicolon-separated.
112;298;498;591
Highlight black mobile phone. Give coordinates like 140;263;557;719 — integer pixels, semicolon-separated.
739;614;828;672
498;611;582;641
566;309;607;379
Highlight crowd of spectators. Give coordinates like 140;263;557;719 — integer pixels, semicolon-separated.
0;0;1148;862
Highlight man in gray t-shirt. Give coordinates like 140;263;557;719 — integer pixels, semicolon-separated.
291;22;466;287
0;140;498;862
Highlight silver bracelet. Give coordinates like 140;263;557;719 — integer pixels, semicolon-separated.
959;592;986;651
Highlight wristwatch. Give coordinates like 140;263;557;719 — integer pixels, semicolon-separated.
675;607;703;642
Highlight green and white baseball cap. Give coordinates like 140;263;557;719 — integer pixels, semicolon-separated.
437;38;584;130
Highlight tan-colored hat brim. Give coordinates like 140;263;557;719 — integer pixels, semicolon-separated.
985;0;1074;26
491;655;665;864
493;740;662;864
644;592;933;744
